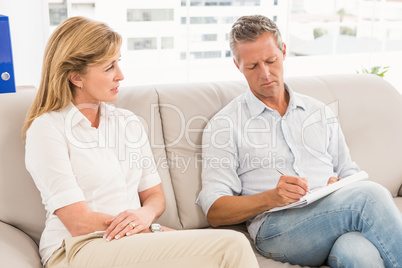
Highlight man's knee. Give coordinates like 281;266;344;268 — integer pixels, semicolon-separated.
361;181;391;196
345;181;392;205
328;232;385;268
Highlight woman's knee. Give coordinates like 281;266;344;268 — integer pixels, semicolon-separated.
210;229;258;267
214;229;252;250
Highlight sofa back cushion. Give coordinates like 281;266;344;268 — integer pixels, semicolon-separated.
114;86;182;229
0;89;45;245
156;81;248;228
287;74;402;197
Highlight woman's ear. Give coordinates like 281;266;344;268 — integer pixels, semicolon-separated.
69;73;83;89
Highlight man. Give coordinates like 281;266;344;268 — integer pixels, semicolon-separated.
197;15;402;267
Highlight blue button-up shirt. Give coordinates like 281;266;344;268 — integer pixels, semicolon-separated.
196;83;359;241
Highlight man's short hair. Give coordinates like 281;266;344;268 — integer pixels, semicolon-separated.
229;15;283;62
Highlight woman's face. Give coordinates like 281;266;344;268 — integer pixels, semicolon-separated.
73;52;124;105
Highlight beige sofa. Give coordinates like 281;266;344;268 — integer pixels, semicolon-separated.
1;74;401;268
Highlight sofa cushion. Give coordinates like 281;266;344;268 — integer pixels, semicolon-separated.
0;89;45;245
115;86;182;229
156;81;248;229
0;221;41;268
287;74;402;197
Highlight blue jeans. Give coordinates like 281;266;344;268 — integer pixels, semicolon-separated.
327;231;385;268
255;181;402;267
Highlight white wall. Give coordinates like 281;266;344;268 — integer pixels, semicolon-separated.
0;0;49;88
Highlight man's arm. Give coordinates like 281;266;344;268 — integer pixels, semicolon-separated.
198;108;310;227
207;175;309;227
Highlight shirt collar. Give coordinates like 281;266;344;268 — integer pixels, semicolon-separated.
246;83;306;118
61;102;108;128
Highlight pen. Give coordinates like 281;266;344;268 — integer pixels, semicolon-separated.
276;168;285;176
275;168;311;194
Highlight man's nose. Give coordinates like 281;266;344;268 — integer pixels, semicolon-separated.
260;64;270;79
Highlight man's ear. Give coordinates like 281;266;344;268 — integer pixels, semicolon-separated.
282;43;287;61
69;72;83;88
233;58;242;73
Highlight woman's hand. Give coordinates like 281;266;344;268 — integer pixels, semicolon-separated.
103;184;166;241
103;207;155;241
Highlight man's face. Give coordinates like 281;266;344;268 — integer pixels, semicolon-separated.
234;32;286;104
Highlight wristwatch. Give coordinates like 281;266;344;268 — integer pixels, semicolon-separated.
150;223;162;233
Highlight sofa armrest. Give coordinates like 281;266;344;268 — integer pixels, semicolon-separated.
0;221;42;268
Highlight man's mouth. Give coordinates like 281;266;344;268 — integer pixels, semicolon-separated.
261;81;274;87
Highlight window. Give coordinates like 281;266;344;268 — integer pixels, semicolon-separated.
202;34;218;41
127;9;174;22
222;16;239;24
127;38;157;50
189;51;221;59
49;3;67;26
190;17;218;24
284;0;402;93
47;0;402;92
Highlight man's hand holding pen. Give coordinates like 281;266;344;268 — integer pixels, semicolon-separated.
272;169;311;207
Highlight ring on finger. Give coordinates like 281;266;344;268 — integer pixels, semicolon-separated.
129;222;136;229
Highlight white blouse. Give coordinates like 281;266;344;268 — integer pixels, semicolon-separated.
25;102;161;264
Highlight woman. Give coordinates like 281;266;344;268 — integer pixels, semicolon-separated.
24;16;258;268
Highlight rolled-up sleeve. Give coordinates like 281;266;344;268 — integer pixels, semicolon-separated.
25;117;85;214
196;115;242;216
121;111;162;192
137;135;161;192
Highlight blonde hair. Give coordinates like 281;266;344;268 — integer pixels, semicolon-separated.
22;16;121;140
229;15;283;62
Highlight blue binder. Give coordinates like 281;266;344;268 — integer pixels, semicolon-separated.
0;15;16;93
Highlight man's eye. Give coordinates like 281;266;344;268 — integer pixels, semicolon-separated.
248;66;256;70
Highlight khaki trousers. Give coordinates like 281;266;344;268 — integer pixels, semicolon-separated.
45;229;258;268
